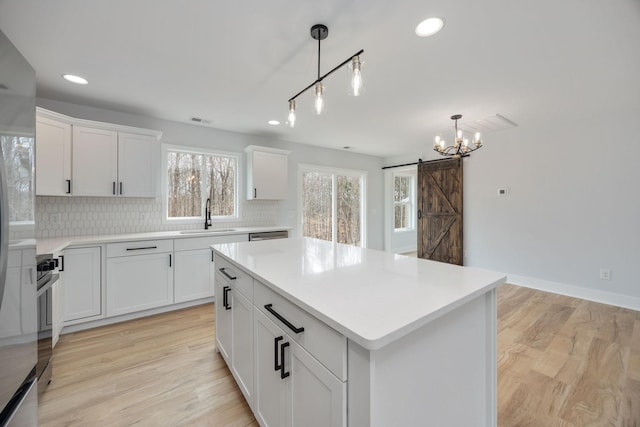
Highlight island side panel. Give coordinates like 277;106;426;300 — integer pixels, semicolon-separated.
348;290;497;427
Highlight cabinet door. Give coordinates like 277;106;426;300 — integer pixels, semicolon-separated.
174;249;214;303
231;289;254;406
249;150;288;200
117;132;156;197
106;253;174;316
35;116;72;196
254;309;288;427
72;126;118;196
63;247;102;322
215;273;232;361
288;338;346;427
51;277;65;348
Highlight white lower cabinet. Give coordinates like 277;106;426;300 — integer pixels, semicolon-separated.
174;249;214;303
63;247;102;323
106;240;174;317
254;309;346;427
51;276;65;347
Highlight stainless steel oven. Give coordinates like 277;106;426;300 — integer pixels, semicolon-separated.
36;254;58;396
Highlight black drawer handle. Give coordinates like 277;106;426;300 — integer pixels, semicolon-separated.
280;341;290;379
119;182;123;195
264;304;305;334
113;181;116;195
223;286;231;310
219;267;237;280
59;255;64;272
126;246;158;251
66;179;71;194
274;336;283;371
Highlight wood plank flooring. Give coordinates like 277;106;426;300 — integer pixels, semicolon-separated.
39;285;640;426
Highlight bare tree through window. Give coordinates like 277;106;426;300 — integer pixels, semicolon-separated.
167;149;237;219
1;135;34;222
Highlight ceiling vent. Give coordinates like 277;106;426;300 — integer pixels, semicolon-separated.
461;114;517;135
190;117;212;125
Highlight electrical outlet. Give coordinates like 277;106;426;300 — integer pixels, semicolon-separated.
599;268;611;280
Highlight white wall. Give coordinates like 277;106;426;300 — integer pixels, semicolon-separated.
36;98;385;249
463;108;640;309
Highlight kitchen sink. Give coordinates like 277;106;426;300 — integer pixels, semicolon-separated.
179;228;237;235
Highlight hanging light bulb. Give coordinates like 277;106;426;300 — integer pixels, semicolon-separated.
287;99;296;128
349;55;364;96
314;81;325;115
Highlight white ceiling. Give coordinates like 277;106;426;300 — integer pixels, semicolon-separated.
1;0;639;158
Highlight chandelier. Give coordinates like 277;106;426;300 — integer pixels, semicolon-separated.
433;114;483;158
287;24;364;127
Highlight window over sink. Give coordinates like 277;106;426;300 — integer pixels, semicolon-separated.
162;145;239;223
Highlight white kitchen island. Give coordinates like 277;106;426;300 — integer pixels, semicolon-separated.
213;237;506;427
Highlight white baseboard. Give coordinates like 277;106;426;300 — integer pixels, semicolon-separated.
508;274;640;312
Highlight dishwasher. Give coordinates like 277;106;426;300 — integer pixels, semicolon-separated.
248;230;288;241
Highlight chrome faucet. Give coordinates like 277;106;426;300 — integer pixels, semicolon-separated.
204;198;212;229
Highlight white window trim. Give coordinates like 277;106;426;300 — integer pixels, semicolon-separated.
161;144;241;225
393;173;416;232
297;163;367;247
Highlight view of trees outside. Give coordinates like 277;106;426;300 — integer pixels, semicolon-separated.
302;171;332;241
1;135;34;222
167;150;236;218
394;175;412;229
336;175;361;246
301;169;363;247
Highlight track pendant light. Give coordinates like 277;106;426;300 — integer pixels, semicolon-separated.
287;100;296;128
287;24;364;125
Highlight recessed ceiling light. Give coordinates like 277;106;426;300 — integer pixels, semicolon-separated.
415;17;445;37
268;120;280;126
62;74;88;85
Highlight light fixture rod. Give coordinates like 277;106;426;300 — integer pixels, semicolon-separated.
288;49;364;103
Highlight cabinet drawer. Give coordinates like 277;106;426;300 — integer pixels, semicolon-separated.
255;281;346;381
106;239;173;258
174;234;248;252
215;255;253;300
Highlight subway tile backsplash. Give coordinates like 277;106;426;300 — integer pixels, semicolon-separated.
35;196;280;238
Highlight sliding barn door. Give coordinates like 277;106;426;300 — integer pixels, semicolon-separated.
417;158;463;265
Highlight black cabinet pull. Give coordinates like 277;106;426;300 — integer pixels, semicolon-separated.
219;267;237;280
126;246;157;251
280;341;290;379
59;255;64;272
274;336;283;371
254;188;257;198
66;179;71;194
223;286;231;310
169;254;172;267
211;250;214;262
264;304;305;334
119;182;123;195
112;181;116;195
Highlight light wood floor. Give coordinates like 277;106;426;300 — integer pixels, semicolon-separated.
40;285;640;426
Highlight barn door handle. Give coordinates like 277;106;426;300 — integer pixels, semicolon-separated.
417;210;422;219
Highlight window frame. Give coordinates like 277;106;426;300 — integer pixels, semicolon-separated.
297;163;367;247
161;144;241;225
393;173;416;232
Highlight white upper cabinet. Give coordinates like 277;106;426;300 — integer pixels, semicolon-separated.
36;115;72;196
72;126;118;197
245;145;290;200
117;132;156;197
35;107;162;198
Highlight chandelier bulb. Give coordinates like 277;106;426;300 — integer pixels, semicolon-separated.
314;81;325;115
349;56;364;96
287;100;296;128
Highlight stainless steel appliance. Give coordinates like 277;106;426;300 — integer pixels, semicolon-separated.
0;29;38;426
248;230;288;241
36;254;58;396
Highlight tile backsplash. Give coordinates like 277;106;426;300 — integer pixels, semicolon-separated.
36;196;280;238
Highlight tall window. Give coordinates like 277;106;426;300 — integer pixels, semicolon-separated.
1;135;35;223
300;165;366;247
394;174;415;230
165;146;238;221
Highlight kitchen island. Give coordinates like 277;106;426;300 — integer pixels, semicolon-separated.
213;237;506;427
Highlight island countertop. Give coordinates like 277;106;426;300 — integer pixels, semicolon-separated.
213;237;506;350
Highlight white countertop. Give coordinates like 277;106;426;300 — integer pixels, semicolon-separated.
37;226;292;255
213;237;506;351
